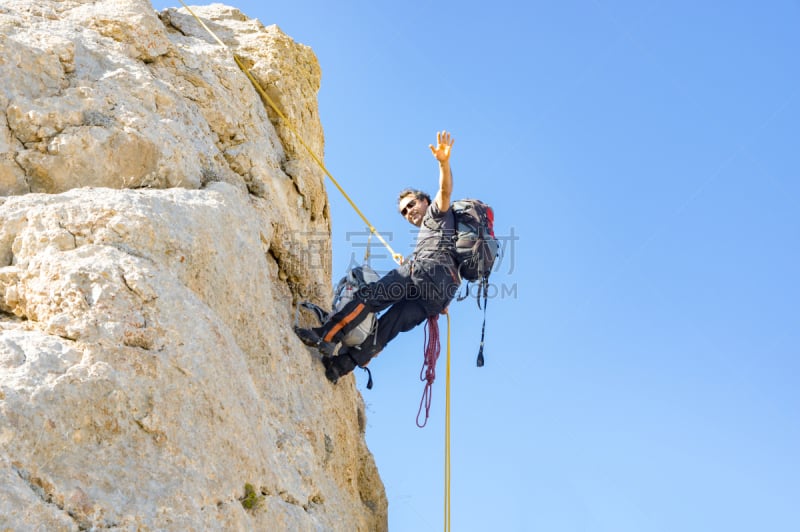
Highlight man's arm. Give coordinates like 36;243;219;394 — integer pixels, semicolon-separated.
430;130;454;212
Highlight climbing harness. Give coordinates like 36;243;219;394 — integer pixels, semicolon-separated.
176;0;402;265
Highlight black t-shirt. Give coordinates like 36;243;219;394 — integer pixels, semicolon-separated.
411;201;457;272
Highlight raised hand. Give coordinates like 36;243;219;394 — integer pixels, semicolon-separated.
429;130;454;163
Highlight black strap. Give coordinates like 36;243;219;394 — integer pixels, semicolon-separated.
476;276;489;367
347;352;374;389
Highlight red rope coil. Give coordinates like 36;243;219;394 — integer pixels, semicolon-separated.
416;315;441;428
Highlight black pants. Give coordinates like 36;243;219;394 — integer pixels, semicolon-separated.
315;261;457;365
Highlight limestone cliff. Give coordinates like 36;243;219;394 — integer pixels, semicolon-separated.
0;1;387;530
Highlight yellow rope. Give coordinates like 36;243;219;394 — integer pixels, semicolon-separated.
177;0;402;264
444;311;452;532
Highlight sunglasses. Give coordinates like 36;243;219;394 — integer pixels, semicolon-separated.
400;198;417;217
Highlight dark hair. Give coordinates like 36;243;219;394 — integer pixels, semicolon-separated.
397;188;431;206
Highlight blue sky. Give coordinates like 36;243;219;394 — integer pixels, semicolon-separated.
154;2;799;530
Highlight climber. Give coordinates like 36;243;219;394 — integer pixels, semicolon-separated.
295;130;460;383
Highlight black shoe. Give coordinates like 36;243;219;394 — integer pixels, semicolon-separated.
294;327;336;356
321;357;340;384
338;346;375;389
321;353;359;385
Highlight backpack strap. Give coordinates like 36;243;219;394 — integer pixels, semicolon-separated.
344;348;375;389
450;207;463;283
294;300;328;330
456;282;470;302
476;275;489;367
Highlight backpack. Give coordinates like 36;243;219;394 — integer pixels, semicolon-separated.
297;264;380;347
451;199;498;367
451;199;498;283
330;264;380;346
295;264;380;389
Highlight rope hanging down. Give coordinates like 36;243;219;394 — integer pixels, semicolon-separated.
414;313;452;531
444;311;452;532
177;0;402;264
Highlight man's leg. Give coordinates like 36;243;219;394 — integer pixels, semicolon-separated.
324;300;429;383
359;300;429;359
296;264;414;349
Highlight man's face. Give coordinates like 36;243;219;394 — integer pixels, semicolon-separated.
398;195;428;227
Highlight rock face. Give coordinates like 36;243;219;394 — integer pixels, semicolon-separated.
0;1;387;530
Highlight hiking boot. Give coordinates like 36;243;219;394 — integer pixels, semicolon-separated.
321;357;341;384
294;327;336;356
321;353;357;385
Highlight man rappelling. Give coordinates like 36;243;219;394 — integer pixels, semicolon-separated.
295;130;460;383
